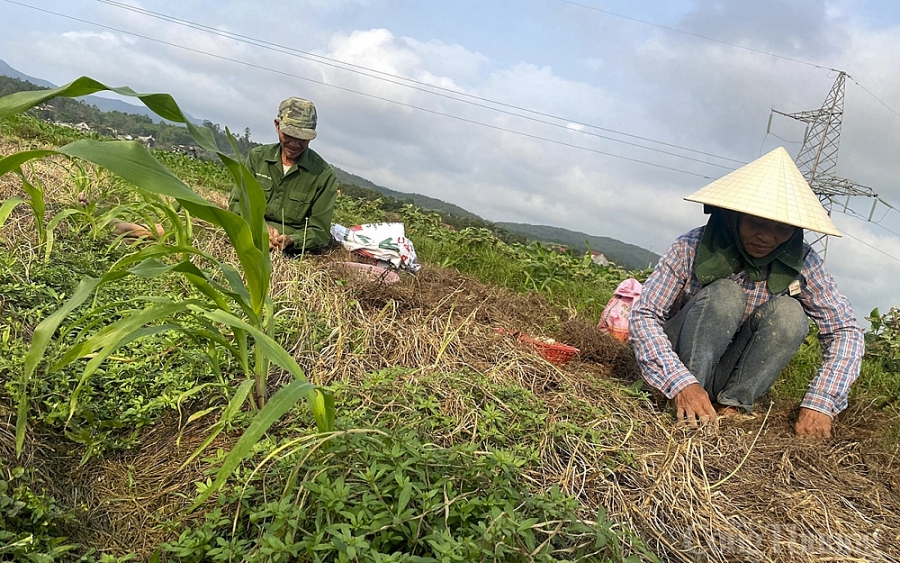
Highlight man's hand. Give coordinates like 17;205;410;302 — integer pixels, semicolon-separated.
113;221;165;239
795;407;832;439
673;383;718;428
267;226;294;252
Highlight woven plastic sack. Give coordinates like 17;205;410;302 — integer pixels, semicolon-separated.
331;222;421;273
598;278;643;342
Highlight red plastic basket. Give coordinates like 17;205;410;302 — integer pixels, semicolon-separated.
517;334;580;365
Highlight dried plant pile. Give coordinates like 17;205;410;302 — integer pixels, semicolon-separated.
602;411;900;562
68;418;224;555
1;140;899;562
225;239;900;562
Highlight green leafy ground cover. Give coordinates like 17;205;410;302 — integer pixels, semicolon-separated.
0;97;653;561
0;212;649;560
162;369;649;562
1;91;899;562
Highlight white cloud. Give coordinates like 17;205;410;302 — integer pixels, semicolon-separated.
58;30;135;46
3;0;900;315
825;217;900;322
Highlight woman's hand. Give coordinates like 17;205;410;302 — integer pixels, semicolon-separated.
795;407;832;439
674;383;718;428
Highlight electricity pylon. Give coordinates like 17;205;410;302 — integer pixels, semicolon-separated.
772;70;878;258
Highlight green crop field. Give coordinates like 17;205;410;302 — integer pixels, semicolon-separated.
1;81;898;563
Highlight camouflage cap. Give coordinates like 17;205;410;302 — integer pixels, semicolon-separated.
277;97;317;140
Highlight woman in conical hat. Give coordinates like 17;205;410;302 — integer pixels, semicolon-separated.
629;147;864;439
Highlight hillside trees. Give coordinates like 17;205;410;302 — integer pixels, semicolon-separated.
0;75;257;156
337;182;527;245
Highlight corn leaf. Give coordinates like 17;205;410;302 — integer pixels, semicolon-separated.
189;377;320;511
53;300;199;370
128;258;240;314
139;257;252;317
0;77;212;147
68;323;182;424
44;208;81;262
58;140;270;315
0;196;25;227
191;307;334;432
0;77;272;313
20;276;105;455
18;173;45;225
6;79;333;470
0;150;55;176
180;378;256;469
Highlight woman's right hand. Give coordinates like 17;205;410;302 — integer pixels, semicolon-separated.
674;383;718;428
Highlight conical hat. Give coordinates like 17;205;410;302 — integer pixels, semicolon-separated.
684;147;841;236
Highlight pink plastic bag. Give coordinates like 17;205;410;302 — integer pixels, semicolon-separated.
598;278;643;342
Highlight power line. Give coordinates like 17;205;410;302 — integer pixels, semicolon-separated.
106;0;900;241
756;130;802;160
870;199;898;225
8;0;900;190
556;0;837;71
842;204;900;241
846;75;900;122
86;1;900;175
1;0;719;179
91;0;741;170
560;0;900;123
839;228;900;265
768;133;802;144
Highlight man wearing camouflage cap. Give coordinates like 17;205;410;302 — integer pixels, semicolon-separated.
229;97;337;252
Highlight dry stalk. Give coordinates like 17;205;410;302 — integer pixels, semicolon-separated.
2;150;899;562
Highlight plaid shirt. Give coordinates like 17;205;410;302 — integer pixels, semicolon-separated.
630;226;864;416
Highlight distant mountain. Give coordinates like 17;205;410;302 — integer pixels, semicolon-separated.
496;222;660;271
2;59;658;269
0;59;54;88
333;168;481;220
0;59;202;124
333;172;660;270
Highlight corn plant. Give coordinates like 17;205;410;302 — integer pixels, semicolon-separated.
0;165;80;263
62;162;173;244
0;77;334;506
0;193;22;228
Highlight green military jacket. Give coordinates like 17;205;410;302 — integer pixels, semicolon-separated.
228;143;337;251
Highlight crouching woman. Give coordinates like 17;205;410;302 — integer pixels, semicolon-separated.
629;148;864;439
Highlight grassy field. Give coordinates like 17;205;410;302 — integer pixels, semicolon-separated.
1;89;899;563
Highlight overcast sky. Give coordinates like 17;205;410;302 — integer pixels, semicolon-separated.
2;0;899;324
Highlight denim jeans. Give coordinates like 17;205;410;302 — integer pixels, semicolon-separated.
664;279;809;412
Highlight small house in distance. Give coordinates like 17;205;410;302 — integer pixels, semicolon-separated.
590;250;610;267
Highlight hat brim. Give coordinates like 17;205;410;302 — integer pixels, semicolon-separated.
280;125;317;141
683;147;841;237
